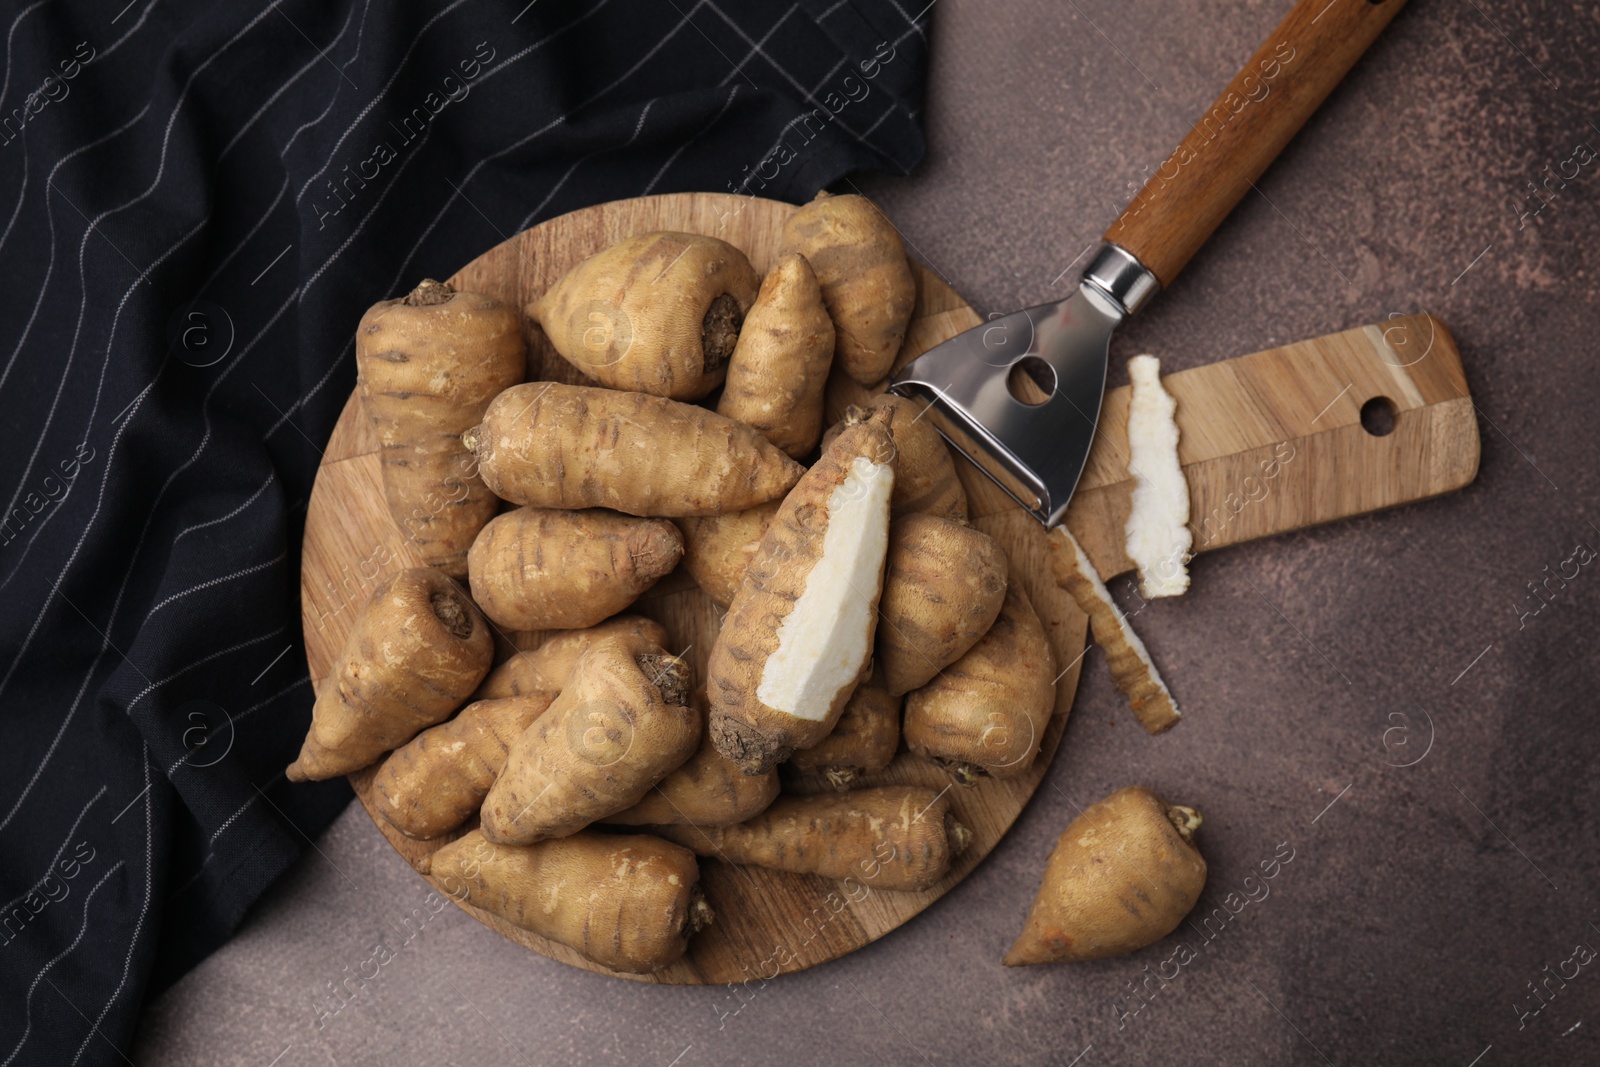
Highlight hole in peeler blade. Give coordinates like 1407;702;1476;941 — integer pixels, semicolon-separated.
1007;356;1056;406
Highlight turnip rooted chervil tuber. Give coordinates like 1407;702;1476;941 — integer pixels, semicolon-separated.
1005;785;1206;965
472;616;668;702
463;382;802;517
706;406;897;775
785;673;901;793
875;513;1008;697
825;395;968;521
288;567;493;782
480;634;699;845
532;231;759;401
606;692;780;828
675;500;779;609
372;616;668;841
778;192;915;387
466;507;682;632
657;785;970;892
421;829;710;974
356;279;524;578
716;252;835;458
903;583;1056;784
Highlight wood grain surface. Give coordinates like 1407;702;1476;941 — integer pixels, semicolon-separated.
300;192;1478;985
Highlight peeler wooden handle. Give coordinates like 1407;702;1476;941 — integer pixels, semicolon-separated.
1103;0;1409;289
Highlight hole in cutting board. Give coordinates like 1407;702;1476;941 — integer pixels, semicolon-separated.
1007;356;1055;405
1360;396;1397;436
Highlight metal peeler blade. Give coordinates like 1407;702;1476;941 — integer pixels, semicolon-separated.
889;245;1156;528
887;0;1410;529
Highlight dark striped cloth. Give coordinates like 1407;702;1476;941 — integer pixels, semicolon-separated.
0;2;929;1062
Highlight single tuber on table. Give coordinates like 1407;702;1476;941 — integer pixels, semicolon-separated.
1005;785;1206;965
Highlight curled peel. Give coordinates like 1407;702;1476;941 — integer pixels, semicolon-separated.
1052;526;1181;735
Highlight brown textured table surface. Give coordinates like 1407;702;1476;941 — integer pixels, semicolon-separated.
136;1;1600;1063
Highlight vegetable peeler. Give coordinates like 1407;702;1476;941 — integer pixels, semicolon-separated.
890;0;1410;526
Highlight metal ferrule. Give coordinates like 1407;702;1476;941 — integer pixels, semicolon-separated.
1082;243;1159;317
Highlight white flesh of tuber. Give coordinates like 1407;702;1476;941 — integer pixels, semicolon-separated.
1123;355;1191;598
756;456;894;721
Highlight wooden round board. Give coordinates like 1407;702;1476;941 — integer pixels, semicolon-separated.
300;192;1092;984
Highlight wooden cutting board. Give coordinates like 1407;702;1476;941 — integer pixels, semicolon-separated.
300;192;1478;985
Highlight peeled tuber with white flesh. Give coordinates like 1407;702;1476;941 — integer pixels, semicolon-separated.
479;635;699;845
531;231;760;400
356;279;525;577
420;829;710;974
1053;526;1181;734
706;407;897;775
1123;355;1192;598
288;567;493;782
1004;785;1206;965
464;382;803;517
657;785;970;892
